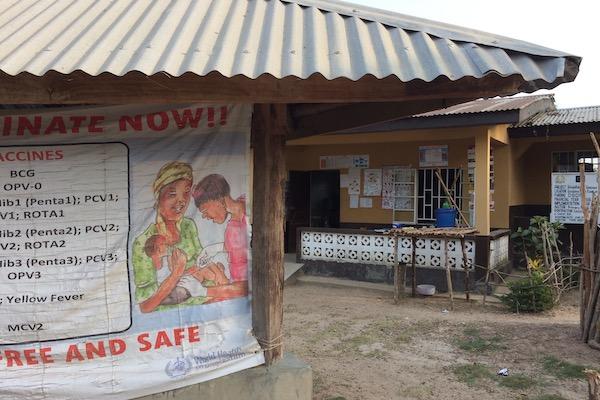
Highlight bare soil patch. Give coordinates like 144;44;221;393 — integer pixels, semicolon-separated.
283;283;598;400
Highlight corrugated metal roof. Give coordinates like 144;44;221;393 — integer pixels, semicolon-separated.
415;95;554;117
515;106;600;127
0;0;580;88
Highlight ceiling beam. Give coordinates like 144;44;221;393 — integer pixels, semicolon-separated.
288;99;473;139
0;71;525;104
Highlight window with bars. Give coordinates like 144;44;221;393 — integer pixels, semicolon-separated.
552;151;599;172
417;168;464;223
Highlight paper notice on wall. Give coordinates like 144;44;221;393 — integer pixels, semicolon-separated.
363;168;382;196
319;155;333;169
0;104;263;400
340;174;350;188
348;168;361;195
551;172;598;224
382;168;394;209
359;197;373;208
468;146;495;213
349;195;359;209
353;155;369;168
336;155;353;169
419;145;448;167
319;155;367;169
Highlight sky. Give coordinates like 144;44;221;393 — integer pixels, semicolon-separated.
348;0;597;109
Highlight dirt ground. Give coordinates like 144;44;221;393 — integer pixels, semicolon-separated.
283;283;599;400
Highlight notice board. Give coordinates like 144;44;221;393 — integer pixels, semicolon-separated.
551;172;597;224
0;104;263;399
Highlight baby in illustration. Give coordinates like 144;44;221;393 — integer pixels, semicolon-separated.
192;174;248;282
144;234;229;305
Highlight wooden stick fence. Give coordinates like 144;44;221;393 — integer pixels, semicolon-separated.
579;133;600;348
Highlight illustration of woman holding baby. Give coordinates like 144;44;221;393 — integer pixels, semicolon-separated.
132;161;247;313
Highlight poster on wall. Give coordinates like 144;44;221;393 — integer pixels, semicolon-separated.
347;168;361;195
419;145;448;167
0;104;263;399
359;197;373;208
353;155;369;168
362;169;382;196
551;172;598;224
319;154;369;169
382;167;415;210
467;146;494;216
382;168;394;209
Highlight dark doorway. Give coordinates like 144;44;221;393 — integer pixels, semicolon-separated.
285;170;340;252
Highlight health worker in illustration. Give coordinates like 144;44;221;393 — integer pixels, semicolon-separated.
193;174;248;283
132;162;247;313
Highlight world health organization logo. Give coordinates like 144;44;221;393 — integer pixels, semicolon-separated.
165;356;192;378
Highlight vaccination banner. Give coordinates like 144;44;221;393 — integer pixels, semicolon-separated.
0;104;264;399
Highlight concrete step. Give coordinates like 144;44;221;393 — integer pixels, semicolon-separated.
284;253;305;285
295;274;502;303
295;275;394;294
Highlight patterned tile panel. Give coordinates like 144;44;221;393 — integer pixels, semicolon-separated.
300;230;474;270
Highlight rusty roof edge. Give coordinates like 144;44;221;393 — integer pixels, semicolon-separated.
333;94;557;134
289;0;582;60
412;94;555;118
514;105;600;128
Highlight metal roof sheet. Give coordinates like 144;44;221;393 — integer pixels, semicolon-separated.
0;0;580;89
515;106;600;127
415;95;554;117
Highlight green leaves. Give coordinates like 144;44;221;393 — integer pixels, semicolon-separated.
511;216;564;265
501;271;554;313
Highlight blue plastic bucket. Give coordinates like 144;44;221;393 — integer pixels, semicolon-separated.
435;208;456;228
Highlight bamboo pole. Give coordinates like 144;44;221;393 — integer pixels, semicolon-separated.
434;169;470;227
581;162;590;337
581;133;600;343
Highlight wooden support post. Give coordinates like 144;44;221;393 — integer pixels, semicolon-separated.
393;237;402;304
482;263;491;306
586;370;600;400
461;238;470;301
411;237;417;297
251;104;288;365
444;239;455;311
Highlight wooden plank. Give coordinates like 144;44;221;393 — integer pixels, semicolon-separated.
0;70;524;104
386;227;477;238
288;99;470;139
251;104;287;365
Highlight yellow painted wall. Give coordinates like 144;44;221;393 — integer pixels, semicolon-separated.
286;129;479;225
287;124;595;230
508;143;527;206
519;137;594;204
